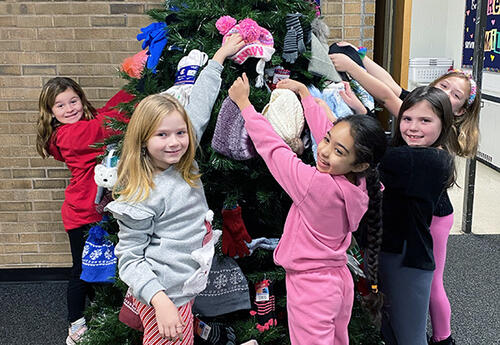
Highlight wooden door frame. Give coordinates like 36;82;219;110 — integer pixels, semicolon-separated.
374;0;412;89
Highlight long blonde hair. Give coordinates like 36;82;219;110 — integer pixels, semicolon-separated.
114;94;201;203
430;71;480;158
36;77;96;158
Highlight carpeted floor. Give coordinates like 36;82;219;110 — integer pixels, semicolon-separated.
0;234;498;345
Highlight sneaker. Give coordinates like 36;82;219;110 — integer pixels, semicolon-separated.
66;325;88;345
429;335;456;345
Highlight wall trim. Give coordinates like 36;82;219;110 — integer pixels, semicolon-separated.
0;268;71;282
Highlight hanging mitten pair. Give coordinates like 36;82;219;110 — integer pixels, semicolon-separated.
250;279;277;332
221;205;252;258
136;22;169;73
282;13;307;64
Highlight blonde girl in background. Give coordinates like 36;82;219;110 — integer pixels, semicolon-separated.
105;35;244;345
36;77;133;345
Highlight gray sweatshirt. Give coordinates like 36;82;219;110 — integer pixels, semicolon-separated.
105;60;223;307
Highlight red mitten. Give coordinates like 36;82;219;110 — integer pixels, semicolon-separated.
221;206;252;257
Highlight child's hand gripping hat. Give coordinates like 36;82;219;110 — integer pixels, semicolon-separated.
262;89;305;155
216;16;275;87
211;97;257;160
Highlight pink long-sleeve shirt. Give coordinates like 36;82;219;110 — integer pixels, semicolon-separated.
240;95;369;272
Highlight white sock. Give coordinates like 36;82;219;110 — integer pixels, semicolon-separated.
70;317;86;333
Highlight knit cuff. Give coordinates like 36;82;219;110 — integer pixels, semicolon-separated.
207;59;224;73
140;279;167;307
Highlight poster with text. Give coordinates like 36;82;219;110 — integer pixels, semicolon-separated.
462;0;500;72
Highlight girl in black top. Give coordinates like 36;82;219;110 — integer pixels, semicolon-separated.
378;86;454;345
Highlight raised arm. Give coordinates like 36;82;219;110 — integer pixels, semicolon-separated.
275;79;332;144
362;57;404;97
330;53;403;117
336;41;403;97
186;34;245;140
228;74;315;204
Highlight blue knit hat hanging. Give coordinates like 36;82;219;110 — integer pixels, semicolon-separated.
81;217;117;283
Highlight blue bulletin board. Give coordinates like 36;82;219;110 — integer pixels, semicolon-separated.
462;0;500;72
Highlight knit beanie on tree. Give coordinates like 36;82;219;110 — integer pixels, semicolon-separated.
192;255;251;317
262;89;305;155
80;219;117;284
121;50;148;79
308;18;342;82
216;16;275;87
211;97;257;160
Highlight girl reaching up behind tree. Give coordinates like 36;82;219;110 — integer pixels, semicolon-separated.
331;48;479;344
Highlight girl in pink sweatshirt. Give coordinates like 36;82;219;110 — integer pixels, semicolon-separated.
228;74;387;345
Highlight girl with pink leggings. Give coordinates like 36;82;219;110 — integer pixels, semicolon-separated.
429;206;455;344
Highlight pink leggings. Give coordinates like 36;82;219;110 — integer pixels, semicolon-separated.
429;214;454;342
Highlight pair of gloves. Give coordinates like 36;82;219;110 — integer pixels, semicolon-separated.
136;22;169;73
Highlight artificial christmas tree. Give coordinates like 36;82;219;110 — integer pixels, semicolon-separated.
82;1;382;344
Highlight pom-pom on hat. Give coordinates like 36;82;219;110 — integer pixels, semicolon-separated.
216;16;275;87
121;50;148;79
262;89;305;155
212;97;257;160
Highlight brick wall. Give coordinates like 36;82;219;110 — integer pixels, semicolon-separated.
323;0;376;57
0;1;164;268
0;0;375;269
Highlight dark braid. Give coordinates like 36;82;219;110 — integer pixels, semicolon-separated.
335;114;386;327
359;167;384;327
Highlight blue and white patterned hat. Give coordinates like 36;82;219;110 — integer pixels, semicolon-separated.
80;220;117;283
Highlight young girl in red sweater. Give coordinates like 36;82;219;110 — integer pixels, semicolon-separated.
36;77;133;345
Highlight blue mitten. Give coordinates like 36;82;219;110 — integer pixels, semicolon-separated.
136;22;169;73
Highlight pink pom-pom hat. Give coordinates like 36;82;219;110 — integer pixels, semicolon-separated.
216;15;275;87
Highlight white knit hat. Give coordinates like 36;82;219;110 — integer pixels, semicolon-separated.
262;89;305;155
